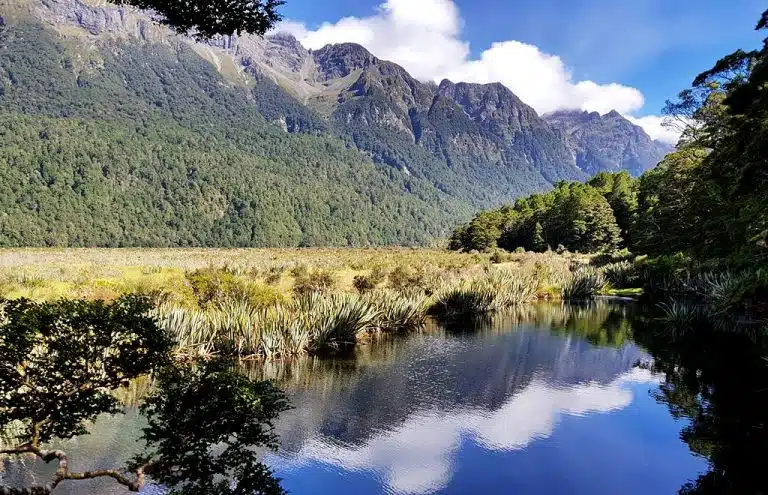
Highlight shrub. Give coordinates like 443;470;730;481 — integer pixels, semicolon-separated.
293;268;336;295
387;265;431;293
290;263;309;279
353;266;387;294
353;275;376;293
490;250;508;264
514;247;526;254
186;267;238;306
563;267;607;300
264;265;287;286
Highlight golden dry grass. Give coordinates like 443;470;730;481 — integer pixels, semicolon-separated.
0;248;585;302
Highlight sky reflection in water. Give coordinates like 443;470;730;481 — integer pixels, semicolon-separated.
14;303;707;494
261;306;706;495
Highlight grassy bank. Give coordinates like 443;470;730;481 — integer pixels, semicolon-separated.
0;248;642;357
0;248;580;302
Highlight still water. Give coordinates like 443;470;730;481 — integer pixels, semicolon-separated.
9;302;713;494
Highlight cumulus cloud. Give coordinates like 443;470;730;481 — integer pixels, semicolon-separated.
275;0;681;144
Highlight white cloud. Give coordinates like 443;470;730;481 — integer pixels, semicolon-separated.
271;368;660;495
443;41;646;115
275;0;681;144
626;115;680;145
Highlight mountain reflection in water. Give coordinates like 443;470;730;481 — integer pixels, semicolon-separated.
5;302;713;494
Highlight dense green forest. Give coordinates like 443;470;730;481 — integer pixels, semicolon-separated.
0;22;472;247
452;10;768;267
448;172;631;254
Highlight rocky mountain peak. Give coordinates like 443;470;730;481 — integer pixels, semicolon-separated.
33;0;164;41
438;79;535;128
544;109;670;176
312;42;379;81
265;32;309;60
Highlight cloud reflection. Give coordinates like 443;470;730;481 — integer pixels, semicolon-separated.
273;368;659;494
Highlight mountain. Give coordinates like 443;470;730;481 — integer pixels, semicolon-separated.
232;34;585;201
0;0;668;247
544;110;672;176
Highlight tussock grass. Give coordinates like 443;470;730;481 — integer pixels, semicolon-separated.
431;282;496;318
157;291;426;359
563;267;607;301
430;269;539;318
600;261;639;289
365;289;428;333
305;293;380;355
0;248;600;355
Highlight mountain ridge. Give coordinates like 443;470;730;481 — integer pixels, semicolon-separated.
0;0;673;247
544;109;672;176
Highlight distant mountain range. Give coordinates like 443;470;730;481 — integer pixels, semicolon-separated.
0;0;674;247
544;110;672;176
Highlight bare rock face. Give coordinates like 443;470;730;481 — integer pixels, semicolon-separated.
35;0;162;41
544;109;672;176
434;80;585;183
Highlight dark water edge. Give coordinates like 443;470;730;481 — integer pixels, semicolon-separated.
8;300;767;494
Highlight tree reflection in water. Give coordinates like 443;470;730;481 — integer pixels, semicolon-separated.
635;318;768;494
4;299;764;494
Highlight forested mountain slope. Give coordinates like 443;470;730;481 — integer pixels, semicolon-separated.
0;0;670;246
0;21;467;246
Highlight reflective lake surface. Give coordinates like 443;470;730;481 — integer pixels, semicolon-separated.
6;302;726;494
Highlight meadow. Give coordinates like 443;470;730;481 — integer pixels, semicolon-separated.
0;248;632;359
0;248;584;301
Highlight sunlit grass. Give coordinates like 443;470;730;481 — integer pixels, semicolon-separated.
0;248;604;358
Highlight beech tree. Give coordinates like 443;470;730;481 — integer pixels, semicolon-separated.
115;0;284;39
0;297;288;494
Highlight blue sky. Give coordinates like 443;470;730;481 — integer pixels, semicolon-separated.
276;0;765;143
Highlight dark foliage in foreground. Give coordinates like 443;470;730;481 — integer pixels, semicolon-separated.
0;297;288;494
115;0;284;39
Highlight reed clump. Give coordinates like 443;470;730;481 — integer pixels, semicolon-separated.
562;267;607;301
157;289;433;359
365;289;428;333
600;261;639;289
430;269;539;318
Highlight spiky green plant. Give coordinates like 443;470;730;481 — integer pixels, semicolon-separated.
306;293;380;354
259;304;310;358
155;305;216;357
601;261;639;289
366;289;427;333
215;299;262;356
563;267;607;300
431;282;496;318
483;269;538;308
657;301;700;331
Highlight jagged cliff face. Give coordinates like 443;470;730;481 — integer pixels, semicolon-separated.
544;110;672;176
4;0;667;206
